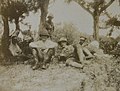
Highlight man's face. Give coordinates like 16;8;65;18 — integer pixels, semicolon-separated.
79;39;85;45
60;41;67;47
40;35;48;42
12;36;18;44
48;17;53;21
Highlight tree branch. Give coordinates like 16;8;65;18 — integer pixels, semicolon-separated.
104;10;112;19
99;26;110;29
67;0;93;16
99;0;115;14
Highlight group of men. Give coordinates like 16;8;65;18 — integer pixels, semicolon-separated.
8;14;105;70
28;29;104;70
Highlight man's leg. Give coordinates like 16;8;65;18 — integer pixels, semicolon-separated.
66;58;83;68
83;47;93;59
42;48;55;69
75;44;85;63
32;48;43;70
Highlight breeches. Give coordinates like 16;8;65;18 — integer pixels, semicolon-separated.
66;57;83;68
32;48;55;64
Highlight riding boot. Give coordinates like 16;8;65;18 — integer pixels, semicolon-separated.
32;58;40;70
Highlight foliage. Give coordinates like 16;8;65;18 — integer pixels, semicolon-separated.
106;17;120;27
65;0;116;40
107;57;120;91
99;36;118;54
0;0;28;22
66;0;115;15
26;0;53;13
52;23;81;44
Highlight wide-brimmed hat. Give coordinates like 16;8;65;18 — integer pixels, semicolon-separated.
80;36;86;40
58;37;67;43
47;14;54;18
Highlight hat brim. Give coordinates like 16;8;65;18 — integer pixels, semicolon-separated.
58;40;67;44
80;38;86;40
39;34;49;37
47;16;54;18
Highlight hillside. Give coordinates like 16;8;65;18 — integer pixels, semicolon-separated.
0;56;119;91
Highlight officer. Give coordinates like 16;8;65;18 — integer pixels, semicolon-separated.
29;29;57;70
57;37;83;68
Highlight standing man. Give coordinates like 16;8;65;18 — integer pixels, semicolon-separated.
45;14;54;38
29;29;57;70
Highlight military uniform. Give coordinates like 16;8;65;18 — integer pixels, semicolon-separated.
79;36;94;61
9;30;22;56
29;29;57;70
57;37;83;68
45;14;54;38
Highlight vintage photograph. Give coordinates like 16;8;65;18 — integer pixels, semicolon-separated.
0;0;120;91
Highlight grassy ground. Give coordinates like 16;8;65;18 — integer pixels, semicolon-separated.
0;63;86;91
0;56;119;91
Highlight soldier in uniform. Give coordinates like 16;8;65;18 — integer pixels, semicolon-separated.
45;14;54;38
79;36;94;59
9;30;27;63
56;37;83;68
29;29;57;70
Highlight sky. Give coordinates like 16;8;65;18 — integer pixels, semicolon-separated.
2;0;120;38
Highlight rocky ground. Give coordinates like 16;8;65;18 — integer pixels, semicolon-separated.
0;56;120;91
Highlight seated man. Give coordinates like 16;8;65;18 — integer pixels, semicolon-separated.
10;30;33;63
9;33;26;63
56;37;83;68
78;36;94;59
29;29;57;70
82;37;105;58
20;30;33;57
9;36;22;56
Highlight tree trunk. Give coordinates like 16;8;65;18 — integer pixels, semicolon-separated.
39;0;49;32
1;16;11;61
15;18;20;30
93;11;100;41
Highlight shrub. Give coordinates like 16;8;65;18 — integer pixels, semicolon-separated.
52;23;81;45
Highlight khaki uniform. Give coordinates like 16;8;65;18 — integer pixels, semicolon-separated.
80;43;93;60
29;39;58;69
45;20;54;37
59;45;83;68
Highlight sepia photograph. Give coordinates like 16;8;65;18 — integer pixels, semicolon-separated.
0;0;120;91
